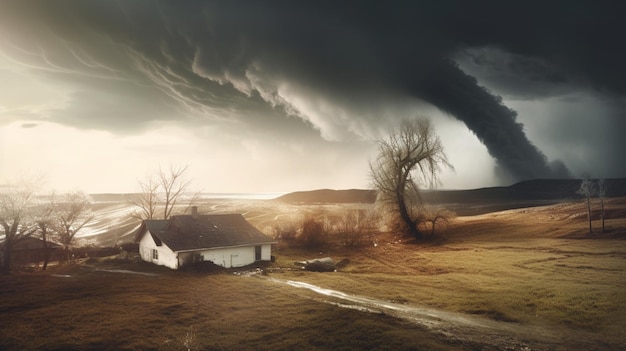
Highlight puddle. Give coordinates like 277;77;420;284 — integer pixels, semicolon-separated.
95;268;159;276
51;274;72;278
261;277;561;350
272;279;504;330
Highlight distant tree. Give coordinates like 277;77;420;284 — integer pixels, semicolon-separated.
577;178;596;234
52;192;94;261
134;165;199;220
369;118;452;240
598;179;607;233
0;181;38;273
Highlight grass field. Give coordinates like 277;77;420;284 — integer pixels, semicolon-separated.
1;198;625;350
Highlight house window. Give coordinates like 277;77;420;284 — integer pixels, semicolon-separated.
255;246;262;261
152;249;158;260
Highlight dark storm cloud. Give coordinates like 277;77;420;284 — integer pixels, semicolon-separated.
1;0;624;181
454;48;575;100
438;1;626;95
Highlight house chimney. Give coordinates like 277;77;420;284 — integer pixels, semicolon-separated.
191;206;198;219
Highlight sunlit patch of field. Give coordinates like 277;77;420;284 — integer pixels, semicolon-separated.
268;198;626;349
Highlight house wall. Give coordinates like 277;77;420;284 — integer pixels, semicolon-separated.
138;231;179;269
139;230;273;269
260;244;272;261
191;244;272;268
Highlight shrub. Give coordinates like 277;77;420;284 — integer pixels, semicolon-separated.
269;220;299;240
297;216;327;248
335;209;363;247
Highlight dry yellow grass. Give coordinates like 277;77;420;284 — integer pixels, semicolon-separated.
0;262;460;350
1;198;625;350
268;198;626;349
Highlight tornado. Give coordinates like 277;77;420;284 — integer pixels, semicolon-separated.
409;59;571;182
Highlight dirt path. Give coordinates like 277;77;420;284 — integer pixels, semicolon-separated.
259;276;580;350
94;268;159;276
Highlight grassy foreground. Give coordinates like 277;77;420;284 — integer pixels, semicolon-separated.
270;199;626;350
1;198;625;350
0;263;459;351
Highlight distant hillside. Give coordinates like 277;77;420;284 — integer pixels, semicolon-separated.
424;178;626;204
274;179;626;212
274;189;377;204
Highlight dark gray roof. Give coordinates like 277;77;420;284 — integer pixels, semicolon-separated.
135;214;275;252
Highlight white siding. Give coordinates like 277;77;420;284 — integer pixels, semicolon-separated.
138;231;157;262
138;230;179;269
139;229;273;269
198;246;253;268
193;244;273;268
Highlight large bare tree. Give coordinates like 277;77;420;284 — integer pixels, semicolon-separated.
134;165;198;220
370;118;451;240
0;182;38;273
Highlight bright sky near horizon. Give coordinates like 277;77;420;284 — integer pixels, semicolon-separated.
1;1;625;194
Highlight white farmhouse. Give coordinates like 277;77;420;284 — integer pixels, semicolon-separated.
134;208;276;270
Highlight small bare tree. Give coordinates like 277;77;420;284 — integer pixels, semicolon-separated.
422;207;455;236
0;182;38;273
52;192;94;261
577;178;596;234
370;118;452;240
134;165;198;220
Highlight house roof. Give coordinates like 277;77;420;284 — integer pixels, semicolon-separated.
135;214;276;252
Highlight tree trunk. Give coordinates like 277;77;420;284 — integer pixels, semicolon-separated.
601;199;605;233
41;235;50;271
1;245;11;274
586;197;592;234
397;195;422;240
63;247;71;263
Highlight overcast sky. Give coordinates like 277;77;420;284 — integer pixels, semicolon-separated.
1;1;625;194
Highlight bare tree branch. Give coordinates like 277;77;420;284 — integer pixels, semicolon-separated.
0;180;40;273
370;118;452;240
51;192;93;260
134;164;198;220
134;177;160;220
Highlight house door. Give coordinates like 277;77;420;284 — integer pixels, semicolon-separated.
230;254;239;268
255;246;262;261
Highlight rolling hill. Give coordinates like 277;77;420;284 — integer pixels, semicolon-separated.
274;188;377;204
275;178;626;215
